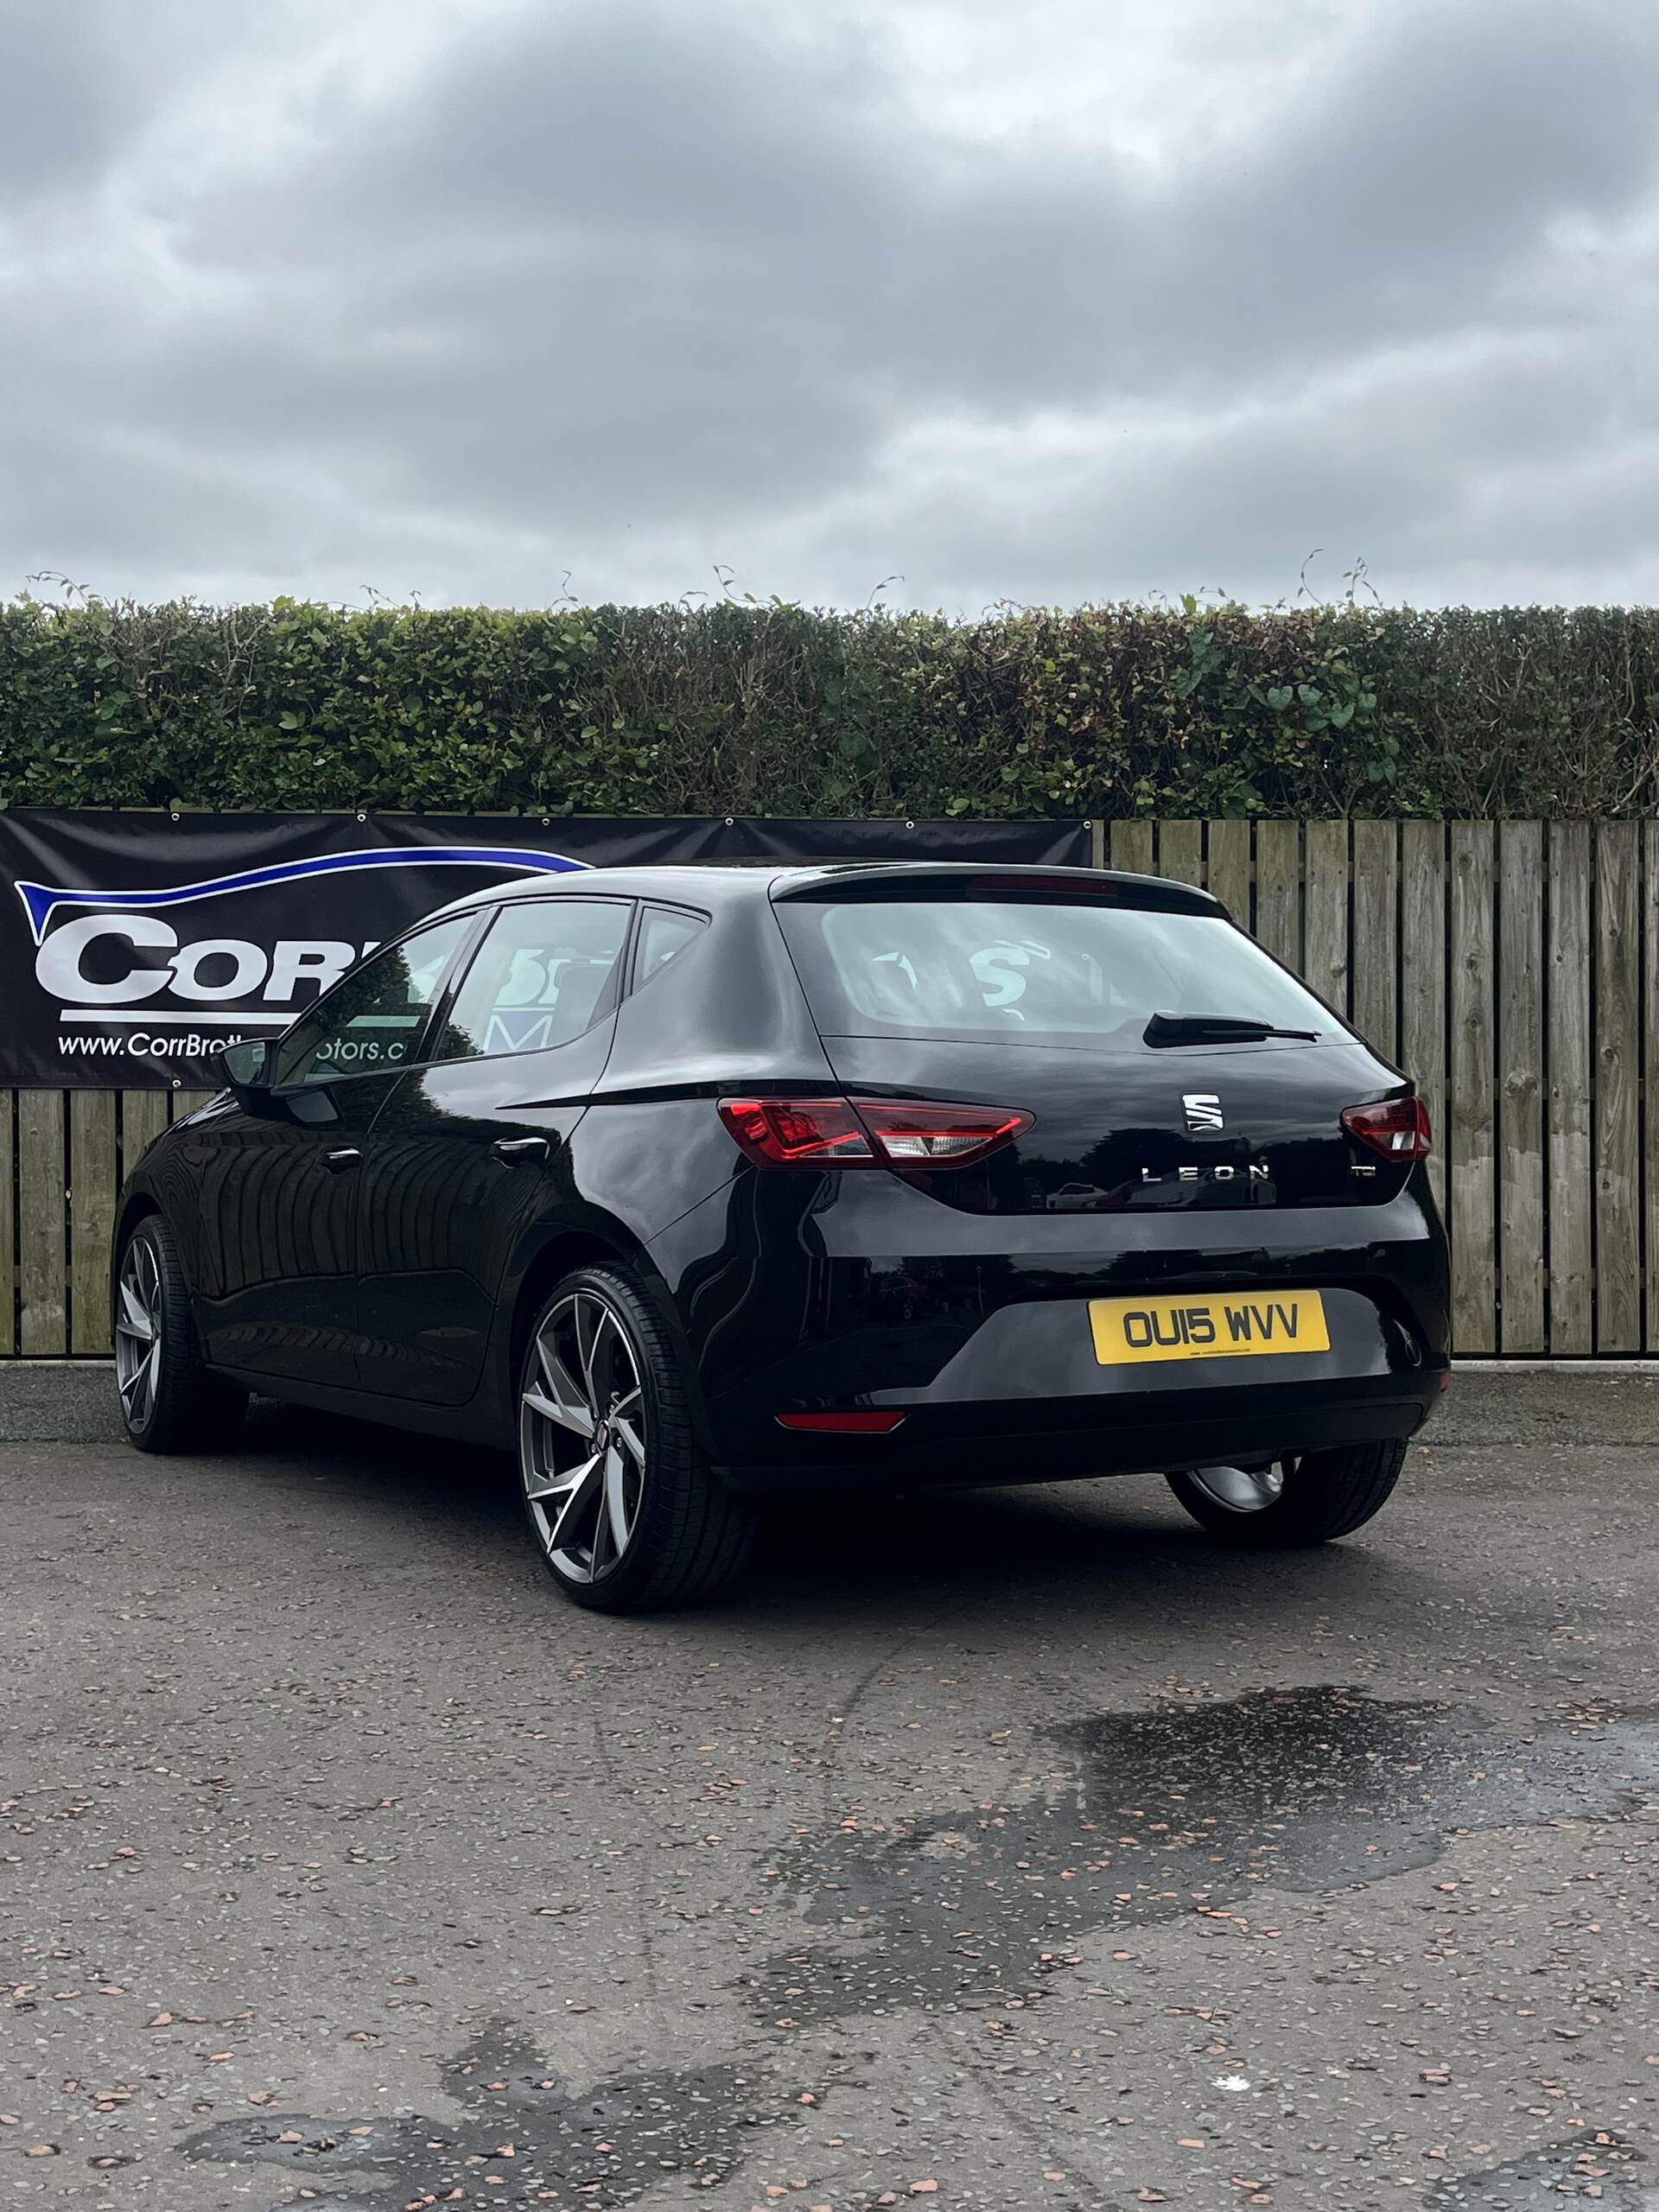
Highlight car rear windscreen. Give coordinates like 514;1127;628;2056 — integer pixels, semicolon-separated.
776;897;1335;1046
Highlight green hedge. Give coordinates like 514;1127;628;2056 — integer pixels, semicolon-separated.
3;594;1658;817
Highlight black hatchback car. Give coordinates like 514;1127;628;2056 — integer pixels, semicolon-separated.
114;861;1449;1610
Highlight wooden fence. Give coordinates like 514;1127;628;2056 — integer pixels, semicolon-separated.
1090;819;1654;1357
1;1086;219;1357
2;818;1654;1357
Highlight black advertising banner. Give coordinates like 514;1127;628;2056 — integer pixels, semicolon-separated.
0;811;1090;1089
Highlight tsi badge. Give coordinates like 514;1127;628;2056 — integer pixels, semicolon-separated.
1182;1092;1224;1131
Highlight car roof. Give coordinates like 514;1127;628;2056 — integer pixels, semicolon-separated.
431;859;1222;918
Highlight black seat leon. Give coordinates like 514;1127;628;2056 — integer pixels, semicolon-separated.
113;861;1450;1611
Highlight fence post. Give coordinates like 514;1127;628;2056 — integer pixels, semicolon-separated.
1206;820;1251;923
1350;820;1399;1060
18;1092;67;1356
1400;822;1447;1224
1547;824;1593;1354
1594;822;1641;1351
69;1092;118;1355
1303;821;1349;1016
1497;823;1545;1352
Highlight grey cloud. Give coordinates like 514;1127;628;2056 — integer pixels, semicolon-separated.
0;0;276;204
824;338;1659;614
0;3;132;200
898;0;1659;407
64;3;907;527
3;0;1659;610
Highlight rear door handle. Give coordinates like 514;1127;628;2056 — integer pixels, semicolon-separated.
324;1147;362;1173
493;1136;550;1164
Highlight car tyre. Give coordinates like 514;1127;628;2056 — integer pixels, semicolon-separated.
518;1262;756;1612
115;1214;248;1452
1165;1440;1407;1546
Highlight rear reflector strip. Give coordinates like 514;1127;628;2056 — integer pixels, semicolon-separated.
776;1410;907;1433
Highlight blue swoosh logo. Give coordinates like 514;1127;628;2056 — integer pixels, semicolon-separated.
13;844;588;944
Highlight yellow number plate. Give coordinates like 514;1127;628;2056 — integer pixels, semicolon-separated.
1089;1290;1329;1365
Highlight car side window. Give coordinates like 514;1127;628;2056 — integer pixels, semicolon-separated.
435;899;631;1062
273;913;474;1086
634;906;707;988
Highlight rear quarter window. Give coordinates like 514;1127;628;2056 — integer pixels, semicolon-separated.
634;906;707;988
776;898;1334;1047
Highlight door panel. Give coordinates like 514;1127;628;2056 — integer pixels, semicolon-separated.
356;1031;614;1402
188;912;481;1388
354;897;632;1403
188;1077;395;1387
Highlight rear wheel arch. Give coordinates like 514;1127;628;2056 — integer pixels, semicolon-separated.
511;1226;640;1371
504;1222;703;1428
114;1190;162;1252
114;1195;216;1369
111;1194;164;1322
516;1260;756;1611
114;1211;247;1452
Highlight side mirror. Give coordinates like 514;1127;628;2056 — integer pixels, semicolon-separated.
219;1036;276;1104
218;1036;340;1125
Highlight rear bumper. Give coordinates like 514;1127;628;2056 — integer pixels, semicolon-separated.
648;1166;1450;1493
719;1370;1441;1491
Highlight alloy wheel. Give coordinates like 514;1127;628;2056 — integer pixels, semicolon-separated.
115;1235;163;1432
520;1289;647;1582
1183;1459;1287;1514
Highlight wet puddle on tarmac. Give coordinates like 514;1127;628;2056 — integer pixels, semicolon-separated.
179;1689;1659;2206
1430;2129;1657;2207
183;2028;799;2209
742;1684;1659;2024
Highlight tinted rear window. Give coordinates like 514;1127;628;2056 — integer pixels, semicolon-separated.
777;899;1334;1046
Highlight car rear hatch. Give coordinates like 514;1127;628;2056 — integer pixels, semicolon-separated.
771;866;1419;1215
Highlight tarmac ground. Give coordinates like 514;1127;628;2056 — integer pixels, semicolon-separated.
3;1363;1656;2210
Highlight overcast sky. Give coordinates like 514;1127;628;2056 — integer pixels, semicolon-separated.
3;0;1657;613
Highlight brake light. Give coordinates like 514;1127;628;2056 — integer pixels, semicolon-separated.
716;1096;874;1164
776;1410;906;1433
1342;1096;1432;1160
962;873;1108;896
717;1096;1032;1170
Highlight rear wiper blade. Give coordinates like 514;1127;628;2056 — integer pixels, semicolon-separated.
1143;1009;1322;1047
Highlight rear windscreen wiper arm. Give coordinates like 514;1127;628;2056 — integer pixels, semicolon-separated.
1143;1009;1322;1047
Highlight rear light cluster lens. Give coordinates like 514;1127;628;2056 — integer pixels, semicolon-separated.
717;1096;873;1165
1342;1096;1433;1160
718;1096;1033;1170
872;1100;1033;1162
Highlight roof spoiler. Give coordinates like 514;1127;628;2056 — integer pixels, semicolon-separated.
769;861;1224;915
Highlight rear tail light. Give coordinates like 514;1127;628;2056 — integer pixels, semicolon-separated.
716;1096;874;1165
858;1099;1033;1164
718;1096;1032;1171
1342;1096;1433;1160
